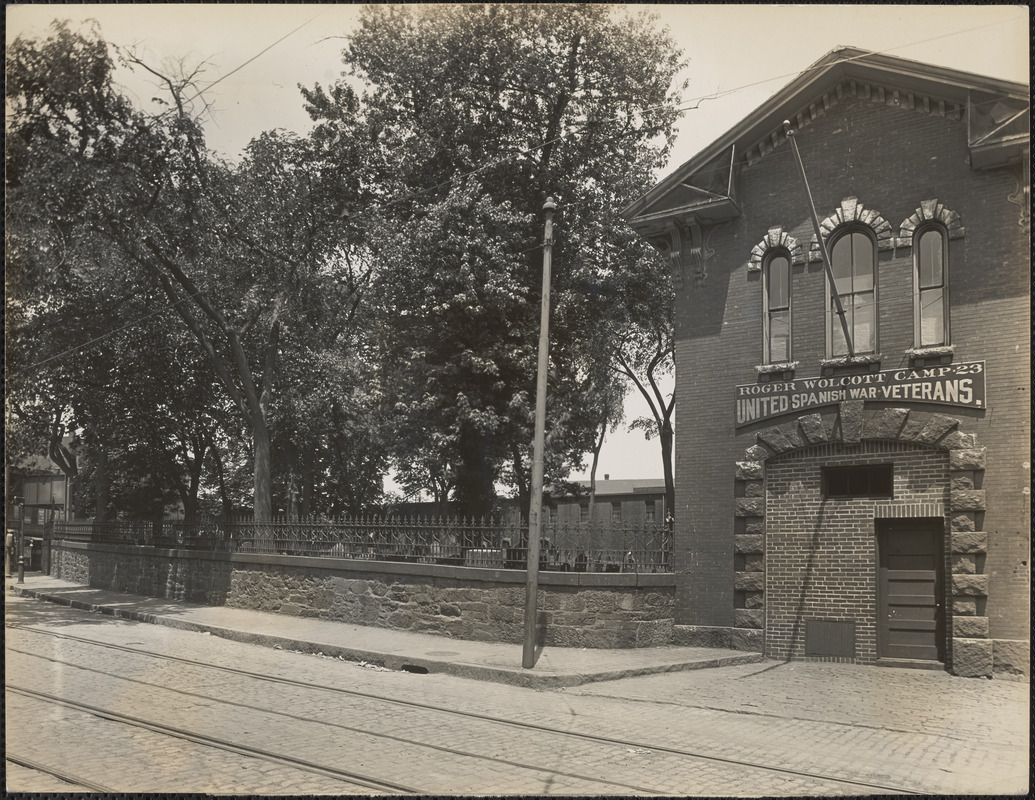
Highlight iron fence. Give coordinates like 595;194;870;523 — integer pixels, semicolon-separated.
53;516;673;573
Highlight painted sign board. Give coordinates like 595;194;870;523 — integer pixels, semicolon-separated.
734;361;985;427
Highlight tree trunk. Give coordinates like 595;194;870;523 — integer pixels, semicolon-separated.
660;416;675;522
252;421;273;522
455;426;495;519
94;442;109;521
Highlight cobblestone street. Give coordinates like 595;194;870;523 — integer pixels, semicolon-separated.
6;588;1028;795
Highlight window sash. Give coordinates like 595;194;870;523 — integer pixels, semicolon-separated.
827;231;877;356
914;229;948;347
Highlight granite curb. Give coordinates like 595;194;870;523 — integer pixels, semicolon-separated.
8;581;764;689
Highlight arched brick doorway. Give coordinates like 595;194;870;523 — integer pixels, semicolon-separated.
734;400;990;675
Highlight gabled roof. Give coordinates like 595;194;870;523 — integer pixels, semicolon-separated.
623;47;1029;233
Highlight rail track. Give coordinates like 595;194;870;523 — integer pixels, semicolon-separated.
6;623;920;795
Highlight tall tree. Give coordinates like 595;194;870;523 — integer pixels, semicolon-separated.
308;3;686;516
7;22;383;521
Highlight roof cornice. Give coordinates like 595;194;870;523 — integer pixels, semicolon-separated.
623;47;1029;222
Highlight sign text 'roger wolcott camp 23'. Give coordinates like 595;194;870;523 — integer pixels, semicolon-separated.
734;361;986;427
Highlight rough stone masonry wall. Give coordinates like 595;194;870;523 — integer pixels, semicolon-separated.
49;543;676;649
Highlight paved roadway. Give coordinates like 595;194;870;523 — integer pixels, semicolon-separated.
5;590;1029;795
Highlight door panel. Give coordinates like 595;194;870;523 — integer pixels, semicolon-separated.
878;521;944;661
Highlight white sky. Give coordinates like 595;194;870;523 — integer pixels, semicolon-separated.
7;4;1029;485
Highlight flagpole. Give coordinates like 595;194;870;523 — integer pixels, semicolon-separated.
783;121;855;359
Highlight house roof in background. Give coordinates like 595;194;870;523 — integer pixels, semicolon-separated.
561;479;666;497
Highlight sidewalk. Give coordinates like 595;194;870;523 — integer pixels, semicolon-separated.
6;574;763;689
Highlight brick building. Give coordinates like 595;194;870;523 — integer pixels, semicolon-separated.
622;48;1029;677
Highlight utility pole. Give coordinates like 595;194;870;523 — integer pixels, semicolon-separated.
18;497;26;584
783;121;855;358
522;197;556;669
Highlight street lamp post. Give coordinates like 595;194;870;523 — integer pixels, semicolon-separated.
522;197;557;670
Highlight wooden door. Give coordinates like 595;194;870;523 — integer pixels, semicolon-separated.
877;520;944;661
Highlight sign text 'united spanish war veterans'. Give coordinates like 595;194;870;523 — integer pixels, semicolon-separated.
734;361;985;427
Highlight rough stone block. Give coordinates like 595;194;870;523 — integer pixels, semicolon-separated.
993;640;1030;679
730;627;763;652
776;422;805;449
839;399;865;444
950;474;974;491
735;497;765;518
900;417;926;442
744;481;764;497
735;571;764;591
949;513;976;533
952;615;988;638
870;407;909;440
951;573;988;596
743;444;770;461
952;597;978;615
743;554;764;572
756;426;794;453
916;413;959;444
952;637;993;678
636;619;674;647
950;488;986;512
736;461;765;481
734;608;764;629
744;591;765;609
734;534;764;554
798;413;827;444
745;519;765;534
672;625;730;649
950;554;977;574
940;430;978;450
949;448;986;471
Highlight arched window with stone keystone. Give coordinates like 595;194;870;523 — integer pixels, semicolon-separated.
827;226;878;357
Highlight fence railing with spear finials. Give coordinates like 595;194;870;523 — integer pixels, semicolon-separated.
52;515;673;573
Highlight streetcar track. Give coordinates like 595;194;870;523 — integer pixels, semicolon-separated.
7;646;670;796
6;752;115;793
7;623;921;795
8;685;418;795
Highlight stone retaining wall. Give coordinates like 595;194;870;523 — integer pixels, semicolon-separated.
49;542;676;649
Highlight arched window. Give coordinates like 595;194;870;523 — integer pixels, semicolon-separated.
762;251;791;363
827;229;877;357
914;226;949;347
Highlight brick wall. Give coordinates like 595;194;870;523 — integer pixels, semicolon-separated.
670;91;1029;673
765;442;947;663
48;542;676;649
